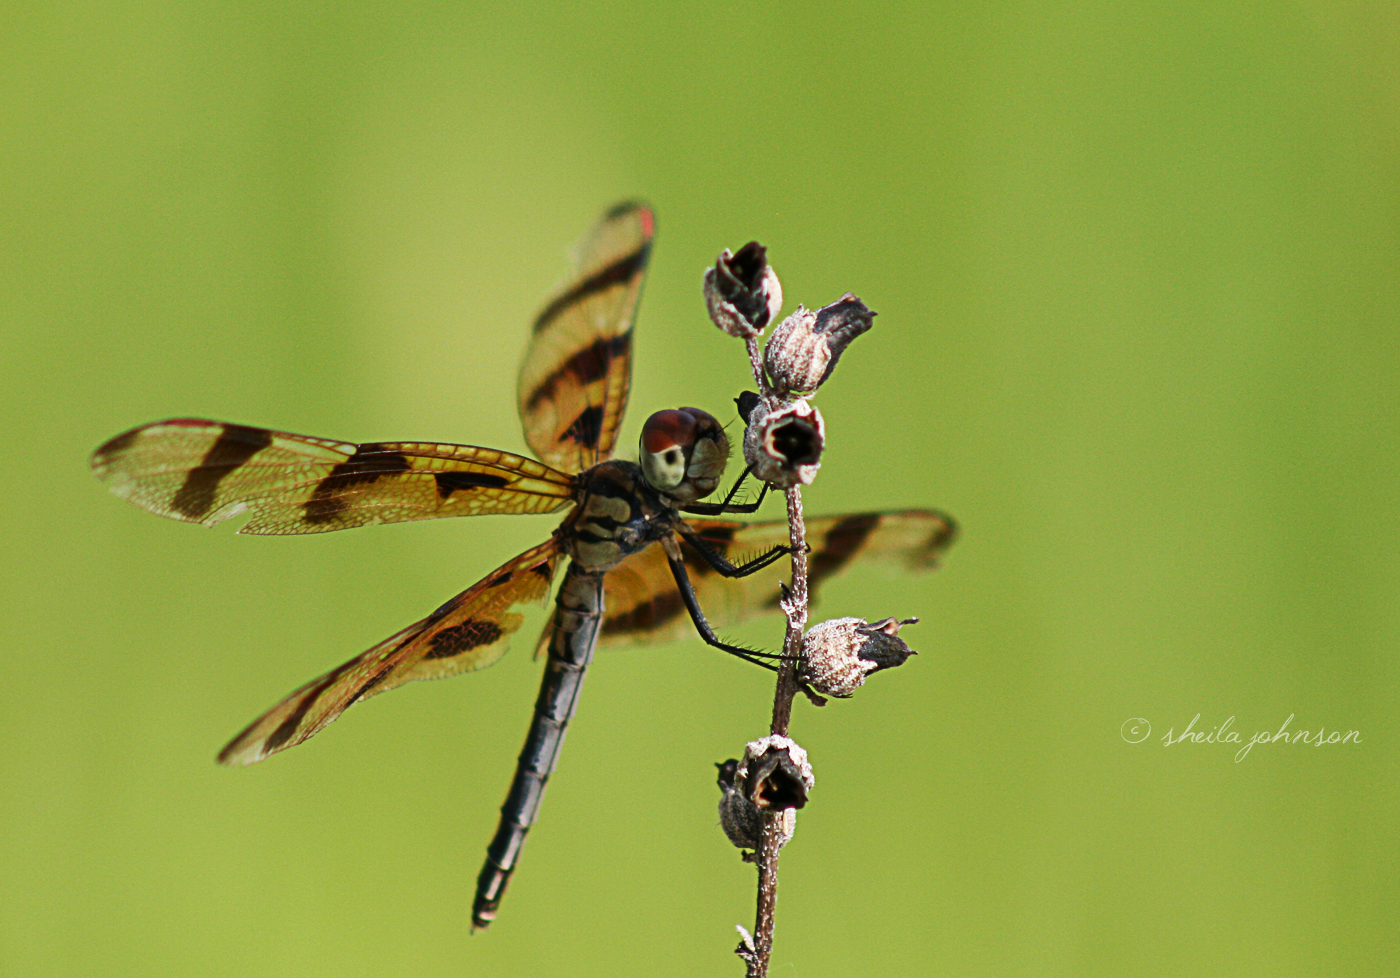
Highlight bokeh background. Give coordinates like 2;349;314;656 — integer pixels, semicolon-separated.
3;3;1397;976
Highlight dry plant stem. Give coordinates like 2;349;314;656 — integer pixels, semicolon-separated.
770;487;808;735
747;485;809;978
739;334;807;977
744;336;771;399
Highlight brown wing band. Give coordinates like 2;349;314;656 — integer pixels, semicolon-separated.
524;332;633;411
532;245;651;335
171;424;273;520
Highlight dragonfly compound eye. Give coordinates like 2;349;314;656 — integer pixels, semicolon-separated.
641;409;696;491
640;407;728;501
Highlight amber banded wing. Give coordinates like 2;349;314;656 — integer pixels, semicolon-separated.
218;539;561;766
517;201;655;475
599;510;958;647
91;419;576;534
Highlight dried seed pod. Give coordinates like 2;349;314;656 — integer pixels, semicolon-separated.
764;293;875;394
811;292;875;382
798;616;919;698
703;241;783;339
717;758;797;855
736;734;814;811
764;306;827;394
742;397;824;487
716;759;765;851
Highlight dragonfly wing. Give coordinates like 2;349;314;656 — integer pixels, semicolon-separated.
517;201;654;474
218;539;562;765
91;420;576;534
599;510;958;647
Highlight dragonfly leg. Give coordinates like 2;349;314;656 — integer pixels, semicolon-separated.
676;523;791;579
660;535;787;669
681;465;770;515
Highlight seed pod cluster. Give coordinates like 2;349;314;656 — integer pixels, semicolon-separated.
798;616;919;698
697;225;944;960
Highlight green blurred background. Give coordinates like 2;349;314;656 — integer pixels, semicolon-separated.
3;3;1397;976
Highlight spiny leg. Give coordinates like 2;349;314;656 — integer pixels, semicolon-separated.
676;522;791;579
659;535;788;670
681;465;770;516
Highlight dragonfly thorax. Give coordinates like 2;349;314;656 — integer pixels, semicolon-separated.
564;460;674;573
639;407;729;504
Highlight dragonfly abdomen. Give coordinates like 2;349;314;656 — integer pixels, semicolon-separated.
473;561;605;929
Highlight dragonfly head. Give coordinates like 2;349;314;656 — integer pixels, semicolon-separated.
639;407;729;503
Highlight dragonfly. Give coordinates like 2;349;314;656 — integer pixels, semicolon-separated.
90;201;957;929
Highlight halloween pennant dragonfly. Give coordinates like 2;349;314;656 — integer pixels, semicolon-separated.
90;202;957;929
